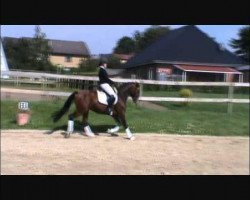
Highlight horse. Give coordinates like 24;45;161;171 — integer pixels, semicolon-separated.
52;82;140;140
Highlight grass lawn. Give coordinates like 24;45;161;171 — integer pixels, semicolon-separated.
143;90;249;99
1;99;249;136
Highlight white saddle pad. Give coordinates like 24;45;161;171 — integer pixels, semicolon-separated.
97;90;118;105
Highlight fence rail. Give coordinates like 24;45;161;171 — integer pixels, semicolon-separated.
1;70;249;114
1;70;250;87
139;97;249;103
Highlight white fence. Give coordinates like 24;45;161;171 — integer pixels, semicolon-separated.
1;70;249;114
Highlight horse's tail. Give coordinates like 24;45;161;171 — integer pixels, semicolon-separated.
52;91;78;122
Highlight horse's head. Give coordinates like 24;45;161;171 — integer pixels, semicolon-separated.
118;82;140;104
129;82;140;104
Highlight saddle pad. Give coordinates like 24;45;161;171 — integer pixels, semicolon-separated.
97;90;118;105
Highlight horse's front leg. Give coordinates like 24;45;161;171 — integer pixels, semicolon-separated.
107;115;121;136
119;112;135;141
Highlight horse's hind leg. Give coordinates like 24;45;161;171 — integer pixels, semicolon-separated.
65;111;80;138
82;111;95;137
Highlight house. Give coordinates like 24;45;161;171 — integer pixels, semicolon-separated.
113;53;134;64
236;65;250;82
122;25;246;82
48;39;90;69
99;53;134;64
2;37;91;70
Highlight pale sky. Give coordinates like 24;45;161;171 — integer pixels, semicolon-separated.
0;25;244;55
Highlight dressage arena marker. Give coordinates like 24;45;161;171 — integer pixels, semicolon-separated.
17;101;31;126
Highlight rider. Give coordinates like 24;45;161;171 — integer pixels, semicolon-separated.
98;57;117;116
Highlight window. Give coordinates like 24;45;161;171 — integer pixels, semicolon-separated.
65;56;72;62
131;74;136;79
148;68;153;80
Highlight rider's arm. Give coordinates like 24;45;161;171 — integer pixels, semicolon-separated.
100;68;115;85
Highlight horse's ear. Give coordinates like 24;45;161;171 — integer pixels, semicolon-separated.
135;82;140;88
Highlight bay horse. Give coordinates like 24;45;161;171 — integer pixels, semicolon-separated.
52;82;140;140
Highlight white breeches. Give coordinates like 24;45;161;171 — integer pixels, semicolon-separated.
100;83;117;98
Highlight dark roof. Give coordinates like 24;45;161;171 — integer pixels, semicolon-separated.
2;37;20;44
237;65;250;71
2;37;91;56
49;39;90;56
124;25;246;68
99;54;113;59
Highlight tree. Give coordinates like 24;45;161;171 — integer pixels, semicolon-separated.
107;55;121;69
113;25;171;54
135;25;171;52
32;25;54;70
4;38;34;70
230;25;250;63
78;58;99;72
3;26;56;72
4;39;20;69
113;36;136;54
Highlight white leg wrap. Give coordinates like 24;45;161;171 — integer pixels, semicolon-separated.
84;125;95;137
67;120;74;133
107;125;120;134
125;127;133;138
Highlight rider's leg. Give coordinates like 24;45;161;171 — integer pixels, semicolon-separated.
100;83;116;115
107;95;115;115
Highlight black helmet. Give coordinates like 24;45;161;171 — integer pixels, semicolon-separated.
99;57;108;66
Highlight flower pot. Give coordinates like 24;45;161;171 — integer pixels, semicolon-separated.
17;112;31;126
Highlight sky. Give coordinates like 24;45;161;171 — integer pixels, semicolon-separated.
0;25;244;55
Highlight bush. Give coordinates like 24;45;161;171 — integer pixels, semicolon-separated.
144;84;161;91
78;58;99;72
179;88;193;106
180;88;193;97
107;56;121;69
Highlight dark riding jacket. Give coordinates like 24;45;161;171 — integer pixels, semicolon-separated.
98;67;115;85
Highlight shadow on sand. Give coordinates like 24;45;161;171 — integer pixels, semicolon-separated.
44;121;117;136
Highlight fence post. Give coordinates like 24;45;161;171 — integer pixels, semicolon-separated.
16;75;19;86
140;83;143;97
42;77;45;90
227;84;234;114
85;80;89;90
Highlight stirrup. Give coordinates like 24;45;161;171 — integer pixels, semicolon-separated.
107;107;113;116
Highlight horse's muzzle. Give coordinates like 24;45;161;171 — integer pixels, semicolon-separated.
132;97;139;104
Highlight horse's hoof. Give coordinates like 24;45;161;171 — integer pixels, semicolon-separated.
107;126;120;134
111;133;119;137
64;132;71;138
85;132;96;137
44;130;53;134
129;136;135;141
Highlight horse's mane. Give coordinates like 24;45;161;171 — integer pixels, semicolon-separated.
118;82;134;95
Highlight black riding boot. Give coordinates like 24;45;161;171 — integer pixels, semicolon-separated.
107;96;115;115
106;106;113;115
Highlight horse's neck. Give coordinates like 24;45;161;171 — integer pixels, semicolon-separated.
118;86;130;104
119;93;129;104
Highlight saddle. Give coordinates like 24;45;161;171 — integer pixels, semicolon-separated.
97;87;118;106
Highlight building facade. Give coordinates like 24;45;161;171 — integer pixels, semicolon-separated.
122;26;246;82
2;37;91;70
